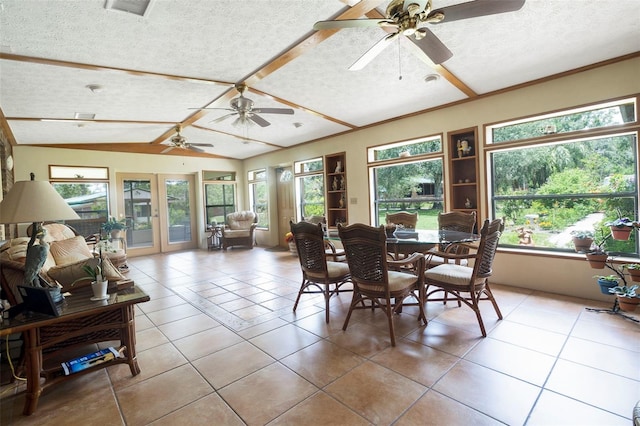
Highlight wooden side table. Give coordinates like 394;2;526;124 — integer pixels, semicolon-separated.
0;286;150;415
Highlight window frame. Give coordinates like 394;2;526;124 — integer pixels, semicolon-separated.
293;157;325;222
203;173;237;226
248;168;268;229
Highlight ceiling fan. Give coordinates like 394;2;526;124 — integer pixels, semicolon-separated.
195;83;294;128
161;125;214;154
313;0;525;69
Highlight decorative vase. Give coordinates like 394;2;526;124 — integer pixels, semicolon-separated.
617;295;639;312
91;280;109;301
110;230;123;239
572;237;593;253
610;227;632;241
597;278;618;295
586;252;608;269
288;241;297;255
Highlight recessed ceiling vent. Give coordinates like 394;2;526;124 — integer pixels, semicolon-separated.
74;113;96;120
104;0;153;17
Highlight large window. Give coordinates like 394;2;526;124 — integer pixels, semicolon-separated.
488;98;638;256
369;136;444;229
294;158;324;221
49;165;109;236
203;171;236;226
248;169;268;229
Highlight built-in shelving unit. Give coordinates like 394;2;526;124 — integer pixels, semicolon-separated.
448;127;480;230
325;152;347;229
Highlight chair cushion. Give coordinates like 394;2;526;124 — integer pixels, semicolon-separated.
223;229;251;238
49;236;93;265
42;223;77;243
307;261;350;280
226;211;256;230
358;270;417;293
427;255;469;267
425;263;475;286
48;257;124;290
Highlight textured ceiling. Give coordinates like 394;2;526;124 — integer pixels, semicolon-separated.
1;0;639;160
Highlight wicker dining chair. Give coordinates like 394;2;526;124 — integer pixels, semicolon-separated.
385;211;418;229
424;218;504;337
427;211;477;268
290;221;352;323
338;223;426;346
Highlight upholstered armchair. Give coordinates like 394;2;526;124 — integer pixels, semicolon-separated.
221;211;258;250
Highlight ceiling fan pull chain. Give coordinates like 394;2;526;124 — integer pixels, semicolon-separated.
398;36;403;80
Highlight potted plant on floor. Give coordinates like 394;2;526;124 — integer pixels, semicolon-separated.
608;283;640;312
622;263;640;283
570;230;594;253
593;274;619;295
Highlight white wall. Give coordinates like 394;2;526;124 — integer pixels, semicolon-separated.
12;56;640;300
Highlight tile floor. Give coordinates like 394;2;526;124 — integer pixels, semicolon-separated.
1;247;639;425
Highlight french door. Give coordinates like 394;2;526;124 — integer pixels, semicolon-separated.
116;173;197;256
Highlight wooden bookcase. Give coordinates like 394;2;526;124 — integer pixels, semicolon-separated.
325;152;347;229
447;127;480;229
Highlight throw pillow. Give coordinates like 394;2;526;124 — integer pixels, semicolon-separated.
49;236;93;265
47;257;125;291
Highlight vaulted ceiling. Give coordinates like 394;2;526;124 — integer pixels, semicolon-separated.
1;0;639;160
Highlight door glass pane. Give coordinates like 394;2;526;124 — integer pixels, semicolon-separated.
165;179;192;243
123;179;154;249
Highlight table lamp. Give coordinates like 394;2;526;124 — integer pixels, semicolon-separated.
0;173;80;290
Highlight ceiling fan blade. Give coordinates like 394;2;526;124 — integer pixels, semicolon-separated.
209;112;237;124
252;107;294;115
349;32;400;71
249;114;271;128
431;0;525;24
410;28;453;64
187;145;205;153
161;146;175;154
314;19;397;30
189;143;214;147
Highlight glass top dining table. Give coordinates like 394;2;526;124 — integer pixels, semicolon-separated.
386;229;479;258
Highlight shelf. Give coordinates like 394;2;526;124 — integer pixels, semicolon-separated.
447;127;480;228
325;152;347;227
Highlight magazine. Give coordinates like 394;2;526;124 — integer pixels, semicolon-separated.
61;347;120;375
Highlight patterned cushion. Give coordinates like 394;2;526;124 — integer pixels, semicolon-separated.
47;257;124;290
49;236;93;265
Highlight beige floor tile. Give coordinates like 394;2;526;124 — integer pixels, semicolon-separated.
149;393;245;426
281;340;364;387
173;326;244;361
117;364;213;425
193;341;274;389
218;363;317;425
505;304;578;334
396;390;504;426
404;320;482;357
371;339;460;387
488;319;567;356
250;323;322;359
146;303;202;326
545;359;640;418
135;326;171;352
432;359;540;425
138;294;187;314
267;391;370;426
157;313;221;341
527;389;629;425
560;336;640;380
464;337;556;386
325;361;426;425
108;342;188;390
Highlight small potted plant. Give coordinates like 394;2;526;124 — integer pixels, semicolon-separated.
622;263;640;283
593;274;619;295
608;283;640;312
570;230;594;253
585;230;609;269
604;212;636;241
102;217;128;239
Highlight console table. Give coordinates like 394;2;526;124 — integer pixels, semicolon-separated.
0;285;150;415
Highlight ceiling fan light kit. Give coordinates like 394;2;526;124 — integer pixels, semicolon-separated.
162;124;214;154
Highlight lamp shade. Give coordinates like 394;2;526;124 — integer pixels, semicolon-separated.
0;178;80;224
